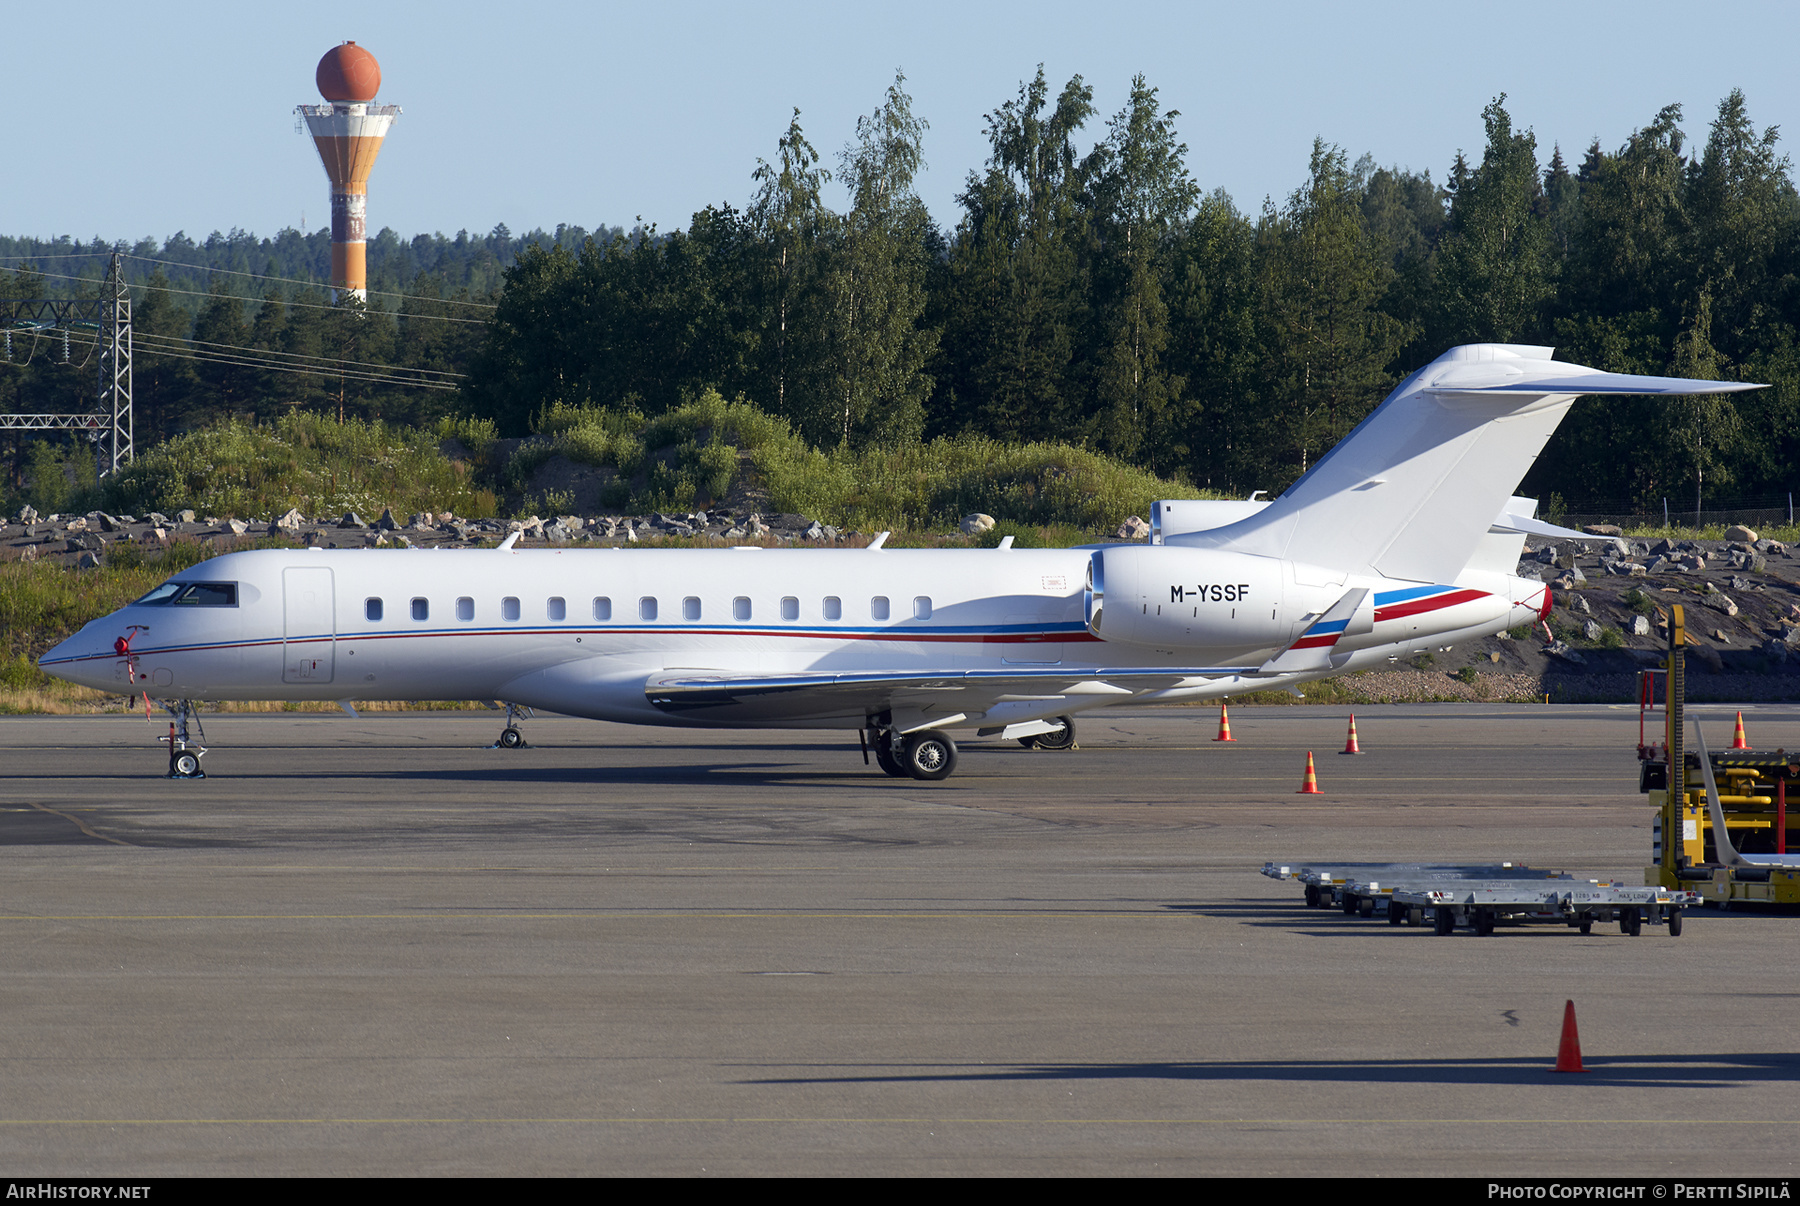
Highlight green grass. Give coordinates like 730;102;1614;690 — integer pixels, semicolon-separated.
98;411;498;521
501;389;1208;531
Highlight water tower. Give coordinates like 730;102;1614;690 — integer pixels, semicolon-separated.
297;42;399;301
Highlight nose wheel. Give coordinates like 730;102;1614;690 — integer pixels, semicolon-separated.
490;702;533;749
159;699;207;779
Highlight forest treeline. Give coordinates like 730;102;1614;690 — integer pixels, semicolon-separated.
4;70;1798;516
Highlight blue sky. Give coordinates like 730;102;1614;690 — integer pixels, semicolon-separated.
4;0;1796;245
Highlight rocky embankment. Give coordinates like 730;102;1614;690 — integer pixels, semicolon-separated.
1;504;857;563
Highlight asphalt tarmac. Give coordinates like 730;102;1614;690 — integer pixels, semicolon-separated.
2;703;1797;1177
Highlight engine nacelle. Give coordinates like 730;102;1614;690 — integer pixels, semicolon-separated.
1087;545;1292;653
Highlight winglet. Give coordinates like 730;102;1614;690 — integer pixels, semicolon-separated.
867;532;889;551
498;532;521;551
1258;587;1371;674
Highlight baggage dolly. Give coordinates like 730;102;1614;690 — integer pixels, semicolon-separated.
1396;881;1702;936
1262;861;1565;912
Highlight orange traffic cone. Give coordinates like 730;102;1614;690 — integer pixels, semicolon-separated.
1297;751;1323;794
1732;711;1750;750
1340;713;1362;755
1214;702;1237;742
1552;999;1588;1073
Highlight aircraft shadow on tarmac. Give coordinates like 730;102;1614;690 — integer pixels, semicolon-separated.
741;1051;1800;1090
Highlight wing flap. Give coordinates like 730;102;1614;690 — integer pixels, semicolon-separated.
644;666;1245;725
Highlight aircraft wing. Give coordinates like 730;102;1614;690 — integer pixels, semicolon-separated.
644;665;1256;728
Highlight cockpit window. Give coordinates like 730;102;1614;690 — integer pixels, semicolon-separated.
133;581;238;607
132;582;185;605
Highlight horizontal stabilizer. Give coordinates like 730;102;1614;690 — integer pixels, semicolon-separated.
1491;512;1591;541
1171;344;1764;584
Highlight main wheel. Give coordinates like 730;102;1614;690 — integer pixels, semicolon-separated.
172;750;201;778
498;726;525;749
873;737;907;778
903;730;958;781
1029;717;1076;751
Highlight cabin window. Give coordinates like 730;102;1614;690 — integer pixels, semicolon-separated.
593;596;612;621
456;596;473;622
683;596;701;621
823;596;842;621
365;598;383;622
502;596;521;622
780;596;799;621
411;597;429;622
913;596;932;620
547;597;566;621
871;596;890;620
640;597;658;621
733;596;751;621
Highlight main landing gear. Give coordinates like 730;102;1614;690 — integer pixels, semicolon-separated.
863;727;959;781
160;699;207;779
1018;715;1076;751
490;701;533;749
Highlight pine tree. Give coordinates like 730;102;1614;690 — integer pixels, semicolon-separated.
821;70;938;447
1086;75;1198;467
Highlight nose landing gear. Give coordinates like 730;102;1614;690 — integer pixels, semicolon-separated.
159;699;207;779
491;701;533;749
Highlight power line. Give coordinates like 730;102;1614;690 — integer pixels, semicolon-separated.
134;343;461;392
135;330;468;377
13;270;491;324
119;253;499;309
6;252;501;311
14;325;464;392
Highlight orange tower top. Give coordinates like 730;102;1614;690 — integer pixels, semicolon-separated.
316;42;381;103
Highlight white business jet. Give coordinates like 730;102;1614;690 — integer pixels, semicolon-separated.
40;343;1758;781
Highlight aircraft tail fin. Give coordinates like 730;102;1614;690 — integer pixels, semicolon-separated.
1170;344;1761;584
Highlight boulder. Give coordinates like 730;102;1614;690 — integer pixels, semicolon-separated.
338;511;366;529
1116;515;1151;540
1545;640;1587;665
375;508;400;531
962;513;996;537
227;518;249;535
175;509;196;524
1582;524;1623;537
1631;615;1652;637
1724;524;1759;543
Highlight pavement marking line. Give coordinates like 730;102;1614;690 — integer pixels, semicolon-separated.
0;1117;1793;1126
0;910;1170;922
23;802;134;847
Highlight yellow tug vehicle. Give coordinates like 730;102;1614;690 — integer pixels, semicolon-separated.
1639;604;1800;904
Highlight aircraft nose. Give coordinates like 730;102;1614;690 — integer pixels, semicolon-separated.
39;629;114;689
